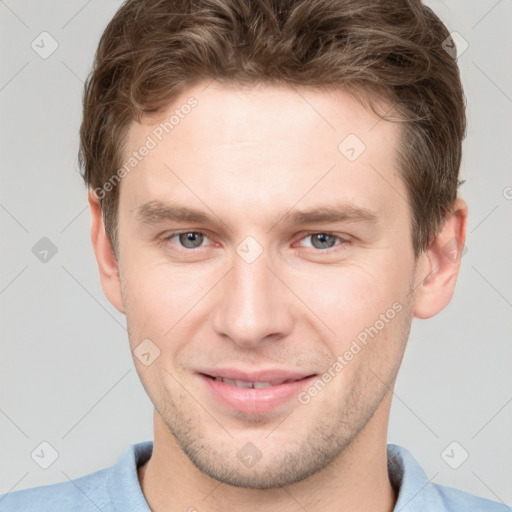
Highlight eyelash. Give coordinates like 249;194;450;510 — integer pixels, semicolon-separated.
160;230;350;252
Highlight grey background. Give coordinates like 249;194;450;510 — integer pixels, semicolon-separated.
1;0;511;505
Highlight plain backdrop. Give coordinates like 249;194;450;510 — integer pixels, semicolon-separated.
1;0;511;506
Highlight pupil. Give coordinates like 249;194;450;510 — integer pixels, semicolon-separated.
180;232;203;248
313;233;335;249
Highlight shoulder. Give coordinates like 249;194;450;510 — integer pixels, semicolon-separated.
432;482;511;512
0;440;153;512
387;444;511;512
0;467;111;512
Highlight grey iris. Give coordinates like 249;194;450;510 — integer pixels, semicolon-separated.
180;232;204;248
311;233;337;249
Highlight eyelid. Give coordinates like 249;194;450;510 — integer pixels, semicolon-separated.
295;231;352;250
160;230;213;249
160;229;352;252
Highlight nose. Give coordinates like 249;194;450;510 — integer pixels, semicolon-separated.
211;249;294;349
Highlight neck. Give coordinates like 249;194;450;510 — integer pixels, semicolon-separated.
138;404;396;512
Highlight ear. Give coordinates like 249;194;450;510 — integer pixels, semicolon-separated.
413;197;468;319
88;189;125;314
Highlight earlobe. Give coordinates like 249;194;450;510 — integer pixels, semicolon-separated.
88;189;125;314
413;198;468;319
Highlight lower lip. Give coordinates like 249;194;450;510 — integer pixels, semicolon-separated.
199;374;317;415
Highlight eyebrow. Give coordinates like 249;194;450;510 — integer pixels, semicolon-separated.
287;205;378;225
135;201;212;224
134;200;378;228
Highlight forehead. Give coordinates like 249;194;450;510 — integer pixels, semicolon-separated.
120;82;406;225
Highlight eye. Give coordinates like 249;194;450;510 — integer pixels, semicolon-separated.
298;233;347;250
163;231;211;249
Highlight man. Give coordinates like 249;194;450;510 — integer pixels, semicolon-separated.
0;0;508;511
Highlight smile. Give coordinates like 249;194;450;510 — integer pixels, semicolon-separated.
211;376;305;389
198;370;318;414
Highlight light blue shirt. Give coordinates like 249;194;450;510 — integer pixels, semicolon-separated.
0;441;509;511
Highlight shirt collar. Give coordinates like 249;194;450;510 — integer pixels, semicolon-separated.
107;440;153;511
388;443;446;511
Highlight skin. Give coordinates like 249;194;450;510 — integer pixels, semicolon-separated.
89;82;467;512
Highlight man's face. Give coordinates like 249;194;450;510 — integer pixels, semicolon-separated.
115;82;418;487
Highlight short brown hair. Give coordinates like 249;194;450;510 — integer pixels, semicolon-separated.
79;0;466;256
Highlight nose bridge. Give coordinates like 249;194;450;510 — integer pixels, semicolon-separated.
212;246;293;347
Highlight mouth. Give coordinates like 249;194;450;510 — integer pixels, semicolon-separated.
197;370;318;414
202;374;311;389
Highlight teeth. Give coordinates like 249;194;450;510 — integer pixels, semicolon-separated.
235;379;253;388
253;382;272;389
214;377;275;388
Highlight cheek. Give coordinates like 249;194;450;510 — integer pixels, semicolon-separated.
294;257;412;345
121;256;216;341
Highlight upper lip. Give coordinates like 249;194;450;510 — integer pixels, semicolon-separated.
198;368;316;385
